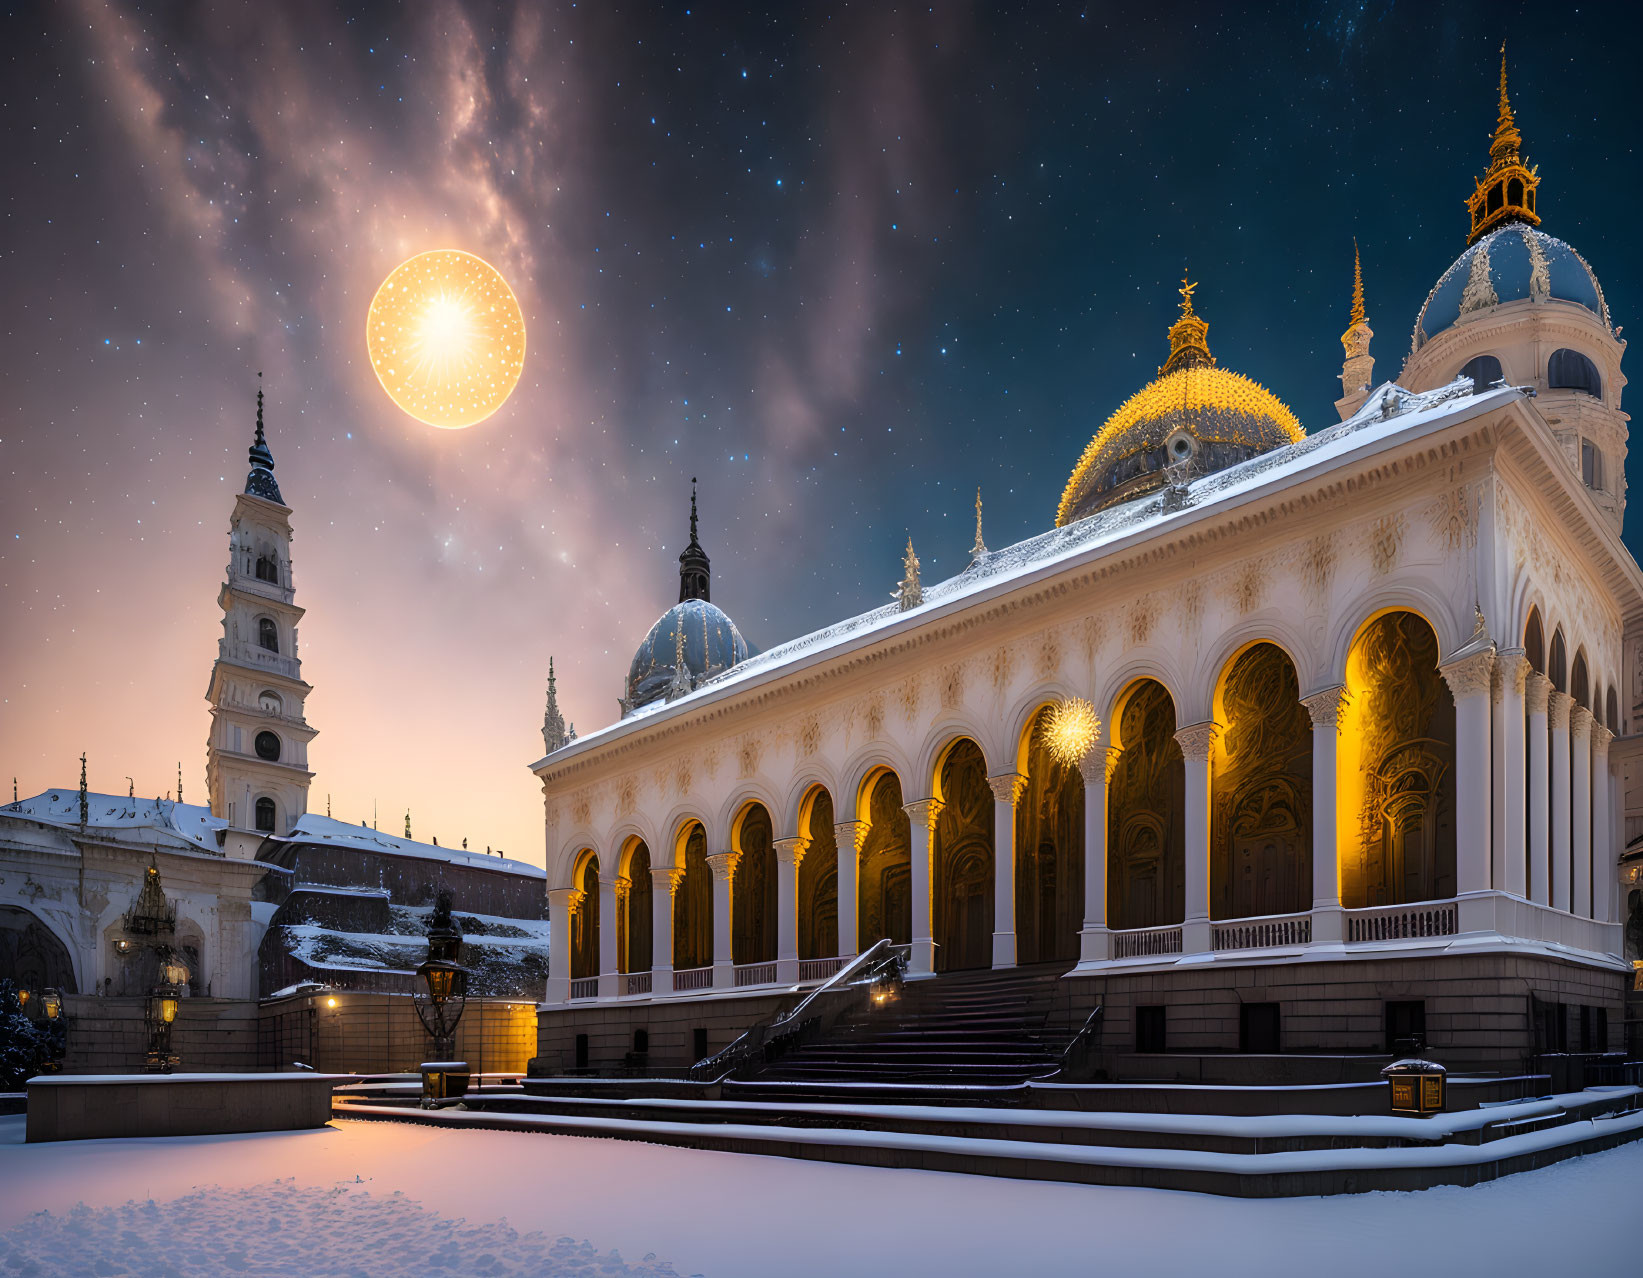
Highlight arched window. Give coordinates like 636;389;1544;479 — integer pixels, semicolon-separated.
1340;611;1456;908
622;842;652;974
254;553;279;584
254;731;281;762
258;618;279;653
1108;680;1185;931
254;797;276;833
933;739;993;973
1015;707;1085;965
1550;630;1568;694
1571;653;1590;710
1581;440;1605;492
673;824;713;971
1507;178;1523;206
731;804;776;966
570;855;599;981
798;789;839;962
858;771;911;948
1459;355;1504;389
1607;687;1620;733
1524;609;1545;675
1211;643;1312;922
258;690;282;715
1549;348;1601;397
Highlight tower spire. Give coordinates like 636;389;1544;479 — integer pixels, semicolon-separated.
677;477;711;603
1160;272;1214;375
897;537;923;611
542;656;568;753
1465;44;1539;243
1336;240;1376;421
970;487;987;560
244;372;285;503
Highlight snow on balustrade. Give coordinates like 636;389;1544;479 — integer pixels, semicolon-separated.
1345;901;1458;943
1112;925;1184;959
734;962;778;987
673;966;713;992
1213;913;1313;951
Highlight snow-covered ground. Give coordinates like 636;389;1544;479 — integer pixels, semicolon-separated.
0;1115;1636;1277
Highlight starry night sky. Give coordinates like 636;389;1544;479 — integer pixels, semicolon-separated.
3;1;1639;863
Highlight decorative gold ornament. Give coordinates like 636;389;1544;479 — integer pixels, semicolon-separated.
1465;46;1539;244
1045;696;1102;766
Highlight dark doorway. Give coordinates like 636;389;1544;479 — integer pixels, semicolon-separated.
1384;1000;1427;1053
1136;1004;1167;1053
934;739;994;972
1240;1002;1281;1054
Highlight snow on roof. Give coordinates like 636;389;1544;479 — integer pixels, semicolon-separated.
546;378;1514;761
1;789;226;855
276;813;545;879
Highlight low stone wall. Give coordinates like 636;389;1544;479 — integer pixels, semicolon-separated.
26;1073;337;1142
60;997;262;1073
262;991;538;1075
535;991;793;1073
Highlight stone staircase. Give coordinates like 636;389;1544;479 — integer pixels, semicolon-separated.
730;963;1067;1099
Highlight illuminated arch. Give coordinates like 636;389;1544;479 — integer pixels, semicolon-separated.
931;736;993;972
616;834;653;975
1107;678;1185;931
795;784;839;961
671;820;712;972
730;801;776;965
569;850;601;981
1014;703;1085;964
855;766;911;949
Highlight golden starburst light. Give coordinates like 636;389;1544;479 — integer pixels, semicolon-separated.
1045;696;1102;767
366;249;526;429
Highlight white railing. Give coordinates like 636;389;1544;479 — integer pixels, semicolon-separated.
1345;901;1457;943
673;966;713;992
568;977;599;1000
798;956;845;983
1112;924;1183;959
734;961;778;987
623;972;652;996
1213;913;1312;951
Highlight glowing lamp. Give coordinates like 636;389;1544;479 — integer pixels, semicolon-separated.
1045;697;1103;767
161;957;190;989
1382;1056;1447;1116
16;989;29;1012
159;996;179;1024
41;990;61;1021
325;996;338;1009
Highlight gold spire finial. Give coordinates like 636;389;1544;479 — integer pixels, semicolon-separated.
1349;239;1366;327
970;487;986;558
1161;271;1213;375
1466;43;1538;243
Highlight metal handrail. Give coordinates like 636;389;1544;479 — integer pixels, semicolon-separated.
685;938;906;1083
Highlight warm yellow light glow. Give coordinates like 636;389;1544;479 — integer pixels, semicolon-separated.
1045;697;1102;766
160;997;179;1024
366;249;526;429
326;996;338;1009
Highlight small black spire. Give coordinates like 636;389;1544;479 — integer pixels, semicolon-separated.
244;371;285;503
678;476;711;602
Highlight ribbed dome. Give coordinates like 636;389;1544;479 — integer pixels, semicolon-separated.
1413;225;1608;351
627;598;749;710
1058;283;1303;526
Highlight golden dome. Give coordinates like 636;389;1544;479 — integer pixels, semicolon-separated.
1057;279;1303;526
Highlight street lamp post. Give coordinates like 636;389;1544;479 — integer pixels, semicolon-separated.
144;951;189;1073
413;891;470;1105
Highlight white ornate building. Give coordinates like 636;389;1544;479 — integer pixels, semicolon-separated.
532;57;1638;1068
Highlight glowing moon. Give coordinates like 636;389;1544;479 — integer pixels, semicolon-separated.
366;249;526;429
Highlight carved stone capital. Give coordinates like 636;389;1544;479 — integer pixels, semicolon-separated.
564;888;587;918
612;876;632;904
1524;670;1551;714
902;798;944;832
774;836;810;867
650;866;684;895
985;772;1029;807
1547;689;1572;731
705;850;741;881
1173;721;1219;762
1439;648;1495;700
833;820;867;854
1299;685;1347;728
1076;746;1121;786
1493;648;1530;699
1569;704;1594;741
1592;722;1615;752
547;886;580;912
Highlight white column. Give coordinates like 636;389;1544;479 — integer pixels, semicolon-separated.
1077;744;1116;962
1440;649;1495;901
832;820;864;960
986;772;1027;969
546;886;576;1005
1549;690;1573;912
1301;687;1346;944
1495;653;1529;899
649;867;677;994
706;851;738;988
1570;707;1593;918
1174;722;1217;954
597;876;621;998
1592;725;1615;924
1525;673;1551;906
773;836;807;983
903;799;942;976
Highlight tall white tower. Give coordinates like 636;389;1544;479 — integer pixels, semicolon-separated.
205;381;316;856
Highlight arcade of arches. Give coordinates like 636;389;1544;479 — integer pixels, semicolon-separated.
560;610;1615;988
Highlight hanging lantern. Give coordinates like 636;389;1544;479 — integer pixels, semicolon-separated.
41;989;61;1021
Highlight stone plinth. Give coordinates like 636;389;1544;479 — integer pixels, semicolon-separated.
25;1072;346;1143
